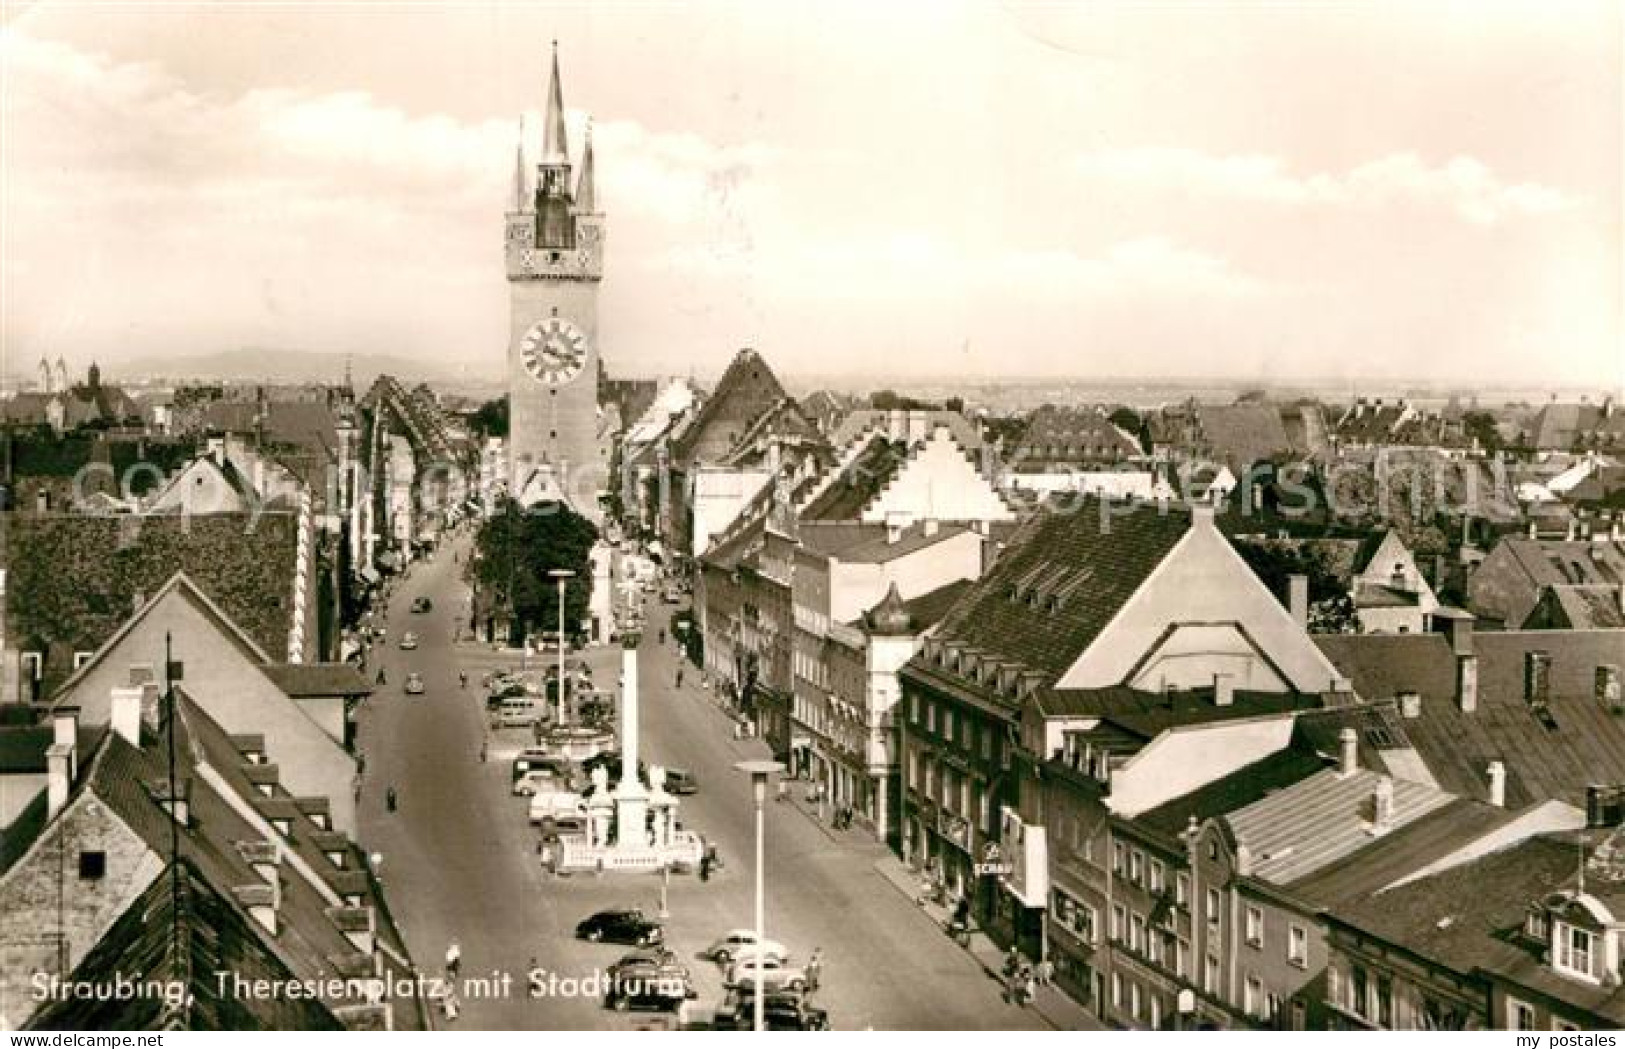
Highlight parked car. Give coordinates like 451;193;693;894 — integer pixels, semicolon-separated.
604;966;695;1013
529;791;587;824
713;991;829;1031
399;632;418;650
726;955;807;993
704;931;787;965
403;672;426;695
609;948;689;982
576;909;664;946
511;770;562;796
511;749;570;781
663;768;699;795
410;596;433;613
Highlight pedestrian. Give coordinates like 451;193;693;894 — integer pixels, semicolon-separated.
479;740;488;763
776;779;788;803
376;667;387;687
445;942;462;980
1036;958;1054;987
1021;969;1037;1007
658;629;666;646
699;853;712;882
441;986;460;1022
385;786;398;812
1003;946;1021;979
459;670;468;689
806;947;824;992
675;668;684;689
369;851;384;882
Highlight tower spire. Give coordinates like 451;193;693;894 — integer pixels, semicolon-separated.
542;40;569;166
575;119;596;212
512;115;530;212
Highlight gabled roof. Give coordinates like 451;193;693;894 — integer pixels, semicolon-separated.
668;349;789;466
262;664;373;698
1195;402;1292;471
1331;833;1625;1024
1008;406;1139;469
26;857;345;1031
924;496;1192;681
1134;747;1329;840
50;571;274;703
1223;766;1455;883
798;520;973;564
799;436;908;521
1316;630;1625;808
1286;797;1520;907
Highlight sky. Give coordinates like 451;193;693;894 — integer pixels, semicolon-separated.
1;0;1620;389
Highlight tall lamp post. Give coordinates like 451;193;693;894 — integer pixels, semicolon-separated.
734;758;784;1033
548;568;575;725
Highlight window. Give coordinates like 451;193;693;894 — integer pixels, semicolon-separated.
1555;922;1599;980
944;709;955;742
1149;929;1164;966
1111;972;1122;1009
1509;998;1536;1031
1245;905;1264;947
1111;904;1126;942
1129;849;1144;885
1350;964;1369;1018
1130;981;1143;1021
1555;1021;1581;1032
928;702;937;732
1176;871;1190;907
1265;993;1282;1023
1131;914;1147;953
1149;858;1165;894
1206;888;1222;926
1375;975;1393;1028
1150;995;1163;1031
910;692;921;723
1525;908;1549;941
1203;954;1220;995
78;850;106;879
1114;841;1128;876
1175;939;1190;979
1244;975;1263;1017
1288;924;1308;967
73;651;94;669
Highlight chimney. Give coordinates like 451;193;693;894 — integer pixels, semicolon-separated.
1338;727;1359;776
1214;672;1235;707
1444;612;1475;657
1372;776;1395;831
1597;665;1622;710
207;436;224;466
1447;649;1479;715
1397;690;1421;719
1525;651;1552;709
52;708;79;781
46;742;72;820
1288;574;1309;629
1486;761;1507;808
1585;785;1623;828
111;686;144;745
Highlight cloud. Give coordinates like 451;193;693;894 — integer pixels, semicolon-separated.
1075;147;1578;225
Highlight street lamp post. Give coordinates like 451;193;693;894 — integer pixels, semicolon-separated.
548;568;575;725
658;861;671;920
734;759;784;1033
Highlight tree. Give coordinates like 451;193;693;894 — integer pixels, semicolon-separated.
1461;411;1503;454
466;496;597;646
469;396;509;440
1231;538;1359;634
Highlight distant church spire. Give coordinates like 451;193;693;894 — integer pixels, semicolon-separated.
512;115;530;212
575;119;596;212
542;40;569;166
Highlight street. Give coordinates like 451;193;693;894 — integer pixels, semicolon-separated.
355;531;1043;1030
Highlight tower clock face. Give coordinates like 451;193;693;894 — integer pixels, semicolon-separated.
520;316;589;386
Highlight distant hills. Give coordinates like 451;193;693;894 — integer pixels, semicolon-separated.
112;348;504;388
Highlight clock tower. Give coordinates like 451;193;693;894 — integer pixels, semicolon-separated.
505;43;605;507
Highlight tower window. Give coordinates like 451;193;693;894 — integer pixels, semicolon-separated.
550;430;557;440
79;851;107;879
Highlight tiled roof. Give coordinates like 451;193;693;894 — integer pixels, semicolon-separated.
262;663;373;698
798;520;972;563
900;578;973;630
1331;833;1625;1024
1195;402;1292;471
26;858;345;1031
1316;630;1625;808
1134;747;1329;840
669;349;789;466
1009;406;1139;468
799;436;908;521
927;496;1191;680
1224;766;1455;883
1286;797;1517;907
0;725;52;773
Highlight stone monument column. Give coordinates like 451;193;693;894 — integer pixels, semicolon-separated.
612;629;648;851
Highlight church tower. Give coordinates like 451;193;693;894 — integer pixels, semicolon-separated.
505;43;606;508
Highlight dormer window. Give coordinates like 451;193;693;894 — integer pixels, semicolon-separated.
1554;922;1601;982
1525;908;1550;942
